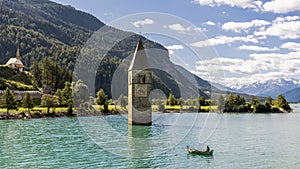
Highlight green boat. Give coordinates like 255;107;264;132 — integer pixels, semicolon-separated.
187;146;213;156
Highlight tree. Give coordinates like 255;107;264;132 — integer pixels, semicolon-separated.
22;93;34;113
224;93;247;112
250;97;259;107
61;81;73;106
199;96;206;106
0;88;17;114
168;93;176;106
224;93;236;112
41;57;56;86
30;59;42;87
41;94;59;114
73;80;89;107
96;88;107;106
216;94;225;112
273;94;291;112
264;97;273;111
103;100;109;114
265;96;273;106
177;98;183;106
55;89;63;106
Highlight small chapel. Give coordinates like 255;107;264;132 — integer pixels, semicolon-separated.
6;48;24;72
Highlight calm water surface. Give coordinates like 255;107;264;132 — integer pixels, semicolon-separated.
1;104;300;168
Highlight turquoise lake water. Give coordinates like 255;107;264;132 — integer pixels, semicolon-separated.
1;104;300;168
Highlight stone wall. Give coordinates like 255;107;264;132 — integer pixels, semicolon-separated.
0;90;42;100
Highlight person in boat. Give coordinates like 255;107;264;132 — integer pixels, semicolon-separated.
206;145;210;152
187;146;191;151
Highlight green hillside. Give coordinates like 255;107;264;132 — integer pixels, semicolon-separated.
0;66;38;90
0;0;103;68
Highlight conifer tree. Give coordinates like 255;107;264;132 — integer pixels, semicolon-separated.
274;94;291;112
0;88;17;114
168;93;176;106
22;93;34;113
96;88;107;106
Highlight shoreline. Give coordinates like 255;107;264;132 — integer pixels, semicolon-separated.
0;111;76;120
0;109;292;120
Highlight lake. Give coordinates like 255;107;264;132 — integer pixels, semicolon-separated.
1;104;300;168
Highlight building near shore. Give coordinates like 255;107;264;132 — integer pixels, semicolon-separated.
6;48;24;72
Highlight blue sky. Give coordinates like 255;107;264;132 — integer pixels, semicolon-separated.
51;0;300;85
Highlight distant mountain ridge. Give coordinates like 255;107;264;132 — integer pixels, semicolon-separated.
283;87;300;102
225;78;300;98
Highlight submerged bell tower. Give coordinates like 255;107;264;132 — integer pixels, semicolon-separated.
128;38;152;125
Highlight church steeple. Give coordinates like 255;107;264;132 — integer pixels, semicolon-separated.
16;47;20;60
128;38;149;71
127;38;152;126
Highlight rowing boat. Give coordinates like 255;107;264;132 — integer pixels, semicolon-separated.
187;146;213;156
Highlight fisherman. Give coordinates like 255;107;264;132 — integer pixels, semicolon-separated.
206;145;210;152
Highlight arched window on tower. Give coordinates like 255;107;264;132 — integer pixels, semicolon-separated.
139;74;145;84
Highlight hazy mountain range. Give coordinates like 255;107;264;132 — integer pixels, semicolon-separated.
224;78;300;101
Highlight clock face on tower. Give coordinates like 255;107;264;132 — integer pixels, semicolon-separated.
135;84;147;97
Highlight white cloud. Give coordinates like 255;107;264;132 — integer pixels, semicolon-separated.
165;23;206;33
250;51;300;60
193;0;300;14
192;0;259;9
222;19;270;33
238;45;278;52
131;19;154;28
195;57;276;85
263;0;300;13
203;21;216;26
191;35;258;48
197;57;273;74
167;23;185;31
254;16;300;39
281;42;300;51
166;45;184;54
195;50;300;85
166;45;184;50
273;16;300;23
280;59;300;74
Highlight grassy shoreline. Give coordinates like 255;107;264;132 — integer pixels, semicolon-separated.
0;104;290;120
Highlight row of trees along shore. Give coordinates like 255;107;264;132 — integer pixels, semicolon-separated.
0;81;74;116
0;83;292;116
95;89;292;113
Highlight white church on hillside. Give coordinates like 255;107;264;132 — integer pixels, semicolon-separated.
6;48;24;72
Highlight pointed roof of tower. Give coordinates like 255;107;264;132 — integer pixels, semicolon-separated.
16;47;20;60
128;38;149;71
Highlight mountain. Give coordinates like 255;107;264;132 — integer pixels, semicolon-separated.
283;87;300;102
226;78;300;98
0;0;105;68
209;81;238;93
0;0;216;98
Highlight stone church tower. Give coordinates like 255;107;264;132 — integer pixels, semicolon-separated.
128;38;152;125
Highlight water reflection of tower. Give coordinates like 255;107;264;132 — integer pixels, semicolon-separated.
127;125;151;168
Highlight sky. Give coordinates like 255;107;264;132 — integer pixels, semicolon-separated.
51;0;300;86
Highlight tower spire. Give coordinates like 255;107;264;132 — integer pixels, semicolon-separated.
16;47;20;60
128;38;149;71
